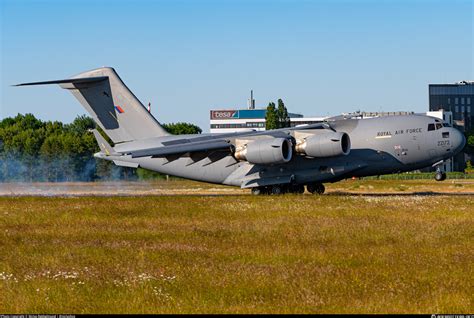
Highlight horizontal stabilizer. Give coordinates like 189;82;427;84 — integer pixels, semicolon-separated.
129;140;232;158
113;160;139;168
90;129;118;156
14;77;108;86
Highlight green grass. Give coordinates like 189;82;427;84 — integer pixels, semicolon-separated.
328;179;474;194
0;189;473;313
364;172;474;180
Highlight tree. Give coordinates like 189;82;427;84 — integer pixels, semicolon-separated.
66;115;95;136
463;128;474;155
0;113;201;181
466;129;474;148
162;122;202;135
265;102;278;130
276;99;290;128
465;160;474;174
469;135;474;148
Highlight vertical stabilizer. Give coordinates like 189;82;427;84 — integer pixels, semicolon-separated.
64;67;170;143
16;67;170;143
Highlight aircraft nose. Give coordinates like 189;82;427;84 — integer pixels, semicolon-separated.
451;128;466;154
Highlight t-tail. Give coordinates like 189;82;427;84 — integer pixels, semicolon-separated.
15;67;170;144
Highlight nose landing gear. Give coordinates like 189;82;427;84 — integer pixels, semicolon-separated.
435;171;447;181
434;166;447;182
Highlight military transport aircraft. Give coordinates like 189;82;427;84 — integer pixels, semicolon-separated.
16;67;466;194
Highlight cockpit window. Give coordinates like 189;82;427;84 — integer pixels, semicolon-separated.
428;122;447;131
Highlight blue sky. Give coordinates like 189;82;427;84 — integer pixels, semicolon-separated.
1;0;473;131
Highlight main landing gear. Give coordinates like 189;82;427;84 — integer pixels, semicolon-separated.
306;182;325;194
250;183;324;195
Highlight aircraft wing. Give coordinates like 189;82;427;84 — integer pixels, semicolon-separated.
123;122;335;159
128;139;232;158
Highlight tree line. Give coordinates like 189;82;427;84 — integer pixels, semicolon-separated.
0;114;201;182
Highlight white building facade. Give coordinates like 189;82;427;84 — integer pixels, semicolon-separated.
210;109;327;133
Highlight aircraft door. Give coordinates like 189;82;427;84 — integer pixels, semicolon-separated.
404;131;426;164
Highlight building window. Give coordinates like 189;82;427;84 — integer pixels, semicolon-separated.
455;105;459;113
461;97;465;104
468;106;471;113
468;97;471;105
455;97;459;104
448;98;451;104
461;106;465;113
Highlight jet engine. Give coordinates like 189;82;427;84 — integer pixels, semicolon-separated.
234;138;293;165
295;131;350;157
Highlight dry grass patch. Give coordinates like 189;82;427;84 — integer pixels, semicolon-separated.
0;194;473;313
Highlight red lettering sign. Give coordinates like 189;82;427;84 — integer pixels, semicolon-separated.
210;111;237;119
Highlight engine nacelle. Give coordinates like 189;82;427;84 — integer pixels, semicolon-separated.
295;131;350;157
234;138;293;165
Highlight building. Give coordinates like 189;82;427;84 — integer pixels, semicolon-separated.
209;109;327;133
429;80;474;171
209;92;326;133
429;81;473;131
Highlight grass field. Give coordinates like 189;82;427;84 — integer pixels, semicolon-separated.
0;180;473;313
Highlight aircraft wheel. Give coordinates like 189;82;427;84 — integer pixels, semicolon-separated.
435;172;445;182
307;183;325;194
271;185;282;195
251;187;261;195
315;183;325;194
441;172;447;181
297;185;305;194
289;184;305;194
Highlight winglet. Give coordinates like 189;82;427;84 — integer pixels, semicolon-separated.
90;129;118;156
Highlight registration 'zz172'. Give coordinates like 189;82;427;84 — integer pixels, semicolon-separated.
438;140;450;146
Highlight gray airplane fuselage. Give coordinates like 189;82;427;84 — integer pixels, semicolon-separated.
111;114;465;187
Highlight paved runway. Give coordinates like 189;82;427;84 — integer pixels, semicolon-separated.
0;181;245;196
1;181;473;197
